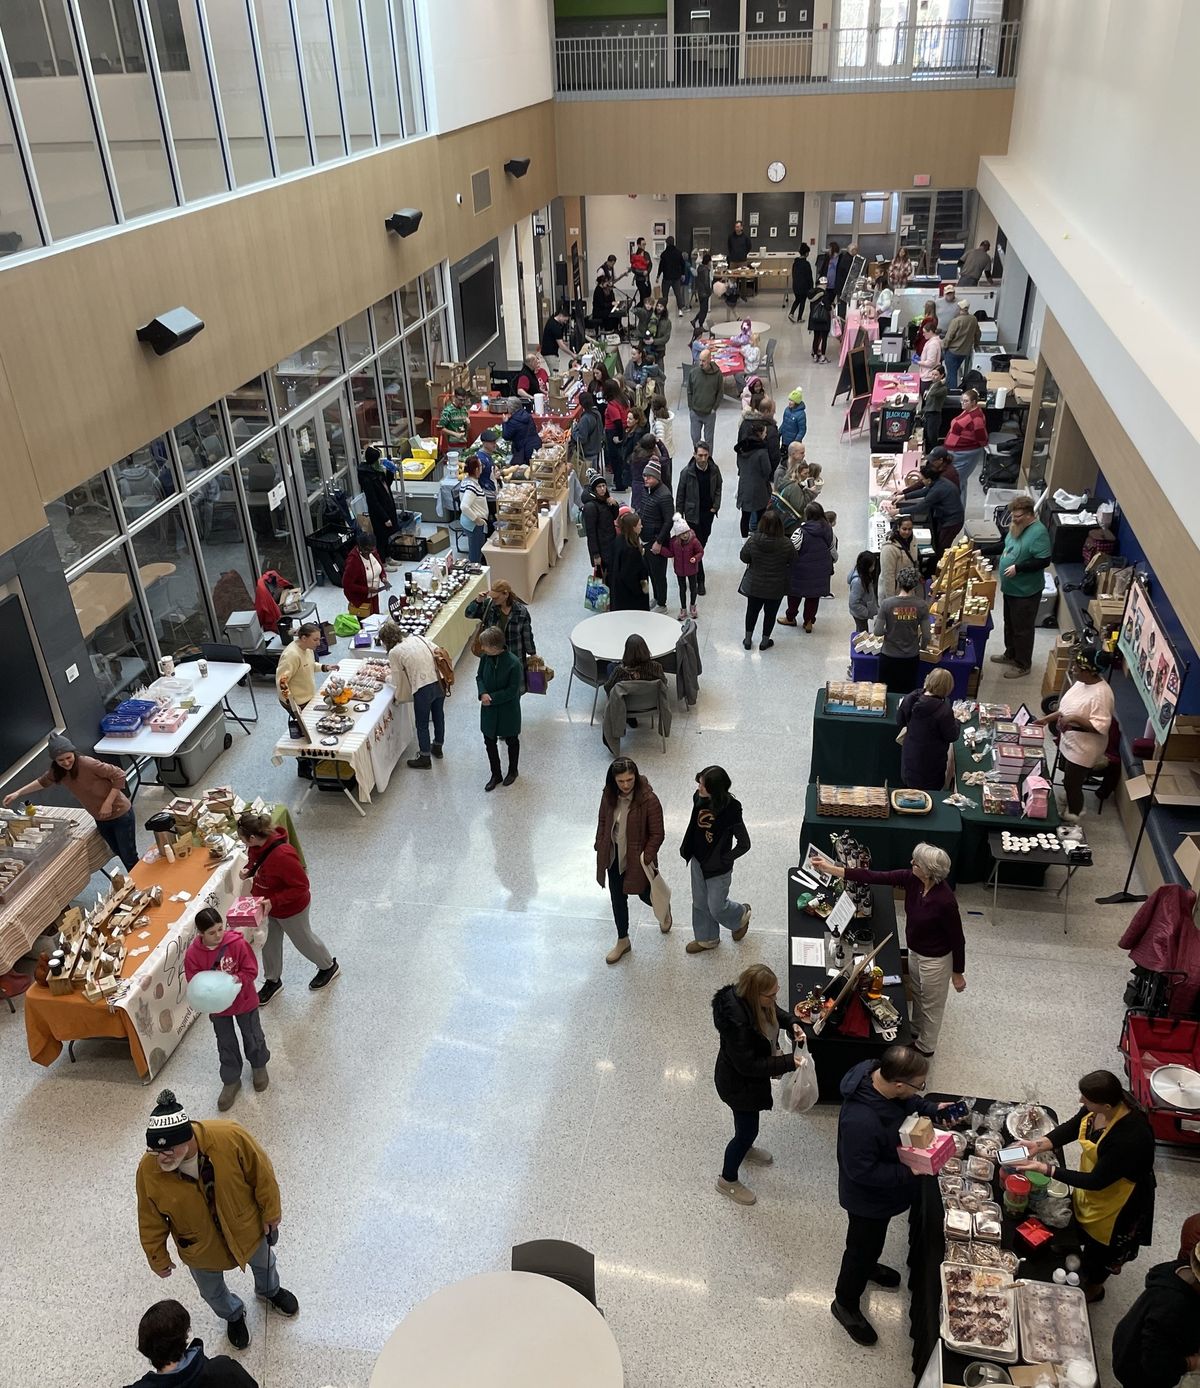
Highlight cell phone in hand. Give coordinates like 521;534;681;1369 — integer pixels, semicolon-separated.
998;1143;1029;1166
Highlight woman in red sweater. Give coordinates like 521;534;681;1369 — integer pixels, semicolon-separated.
943;386;989;508
341;534;390;616
236;812;338;1004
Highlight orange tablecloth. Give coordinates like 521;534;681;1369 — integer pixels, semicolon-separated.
24;849;238;1077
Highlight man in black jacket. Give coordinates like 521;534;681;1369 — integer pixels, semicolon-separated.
727;220;751;264
126;1299;257;1387
896;464;965;564
676;443;722;594
788;243;814;323
636;460;674;609
1112;1249;1200;1388
656;236;687;316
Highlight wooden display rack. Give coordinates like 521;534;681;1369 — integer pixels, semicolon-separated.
46;874;157;997
923;540;974;659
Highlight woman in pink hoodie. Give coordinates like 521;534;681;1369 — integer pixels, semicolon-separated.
665;512;705;620
184;907;270;1111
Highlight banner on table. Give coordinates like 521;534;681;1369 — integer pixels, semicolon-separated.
1117;580;1183;745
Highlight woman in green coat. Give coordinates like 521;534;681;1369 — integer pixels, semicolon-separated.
476;626;524;792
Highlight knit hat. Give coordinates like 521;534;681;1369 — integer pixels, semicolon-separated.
584;467;599;488
47;733;75;760
479;430;498;443
788;387;805;406
588;473;608;496
146;1089;193;1150
670;512;690;538
643;461;662;483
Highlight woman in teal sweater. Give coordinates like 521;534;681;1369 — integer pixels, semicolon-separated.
476;626;524;792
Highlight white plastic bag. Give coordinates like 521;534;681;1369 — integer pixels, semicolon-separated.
640;854;672;932
779;1049;819;1114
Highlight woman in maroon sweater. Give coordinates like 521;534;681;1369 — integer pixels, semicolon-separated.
812;843;966;1058
237;812;339;1004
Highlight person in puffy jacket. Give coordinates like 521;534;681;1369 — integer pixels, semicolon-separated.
500;397;542;467
570;391;604;472
780;387;808;449
681;765;751;954
675;444;722;594
847;550;880;632
664;512;705;619
594;756;663;965
236;813;338;1005
711;964;804;1205
734;423;773;537
737;396;780;472
739;509;793;650
582;472;620;575
879;516;921;600
184;907;269;1112
831;1049;948;1345
897;668;960;790
782;502;835;632
1111;1251;1200;1388
126;1298;258;1387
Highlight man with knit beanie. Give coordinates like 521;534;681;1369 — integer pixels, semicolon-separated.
136;1090;297;1352
636;460;674;610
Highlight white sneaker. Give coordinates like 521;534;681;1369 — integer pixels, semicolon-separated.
716;1176;756;1205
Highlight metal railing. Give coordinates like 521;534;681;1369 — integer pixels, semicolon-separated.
554;21;1020;98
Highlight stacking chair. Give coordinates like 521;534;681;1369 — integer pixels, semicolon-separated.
512;1239;598;1309
565;641;604;724
761;337;779;389
619;680;668;752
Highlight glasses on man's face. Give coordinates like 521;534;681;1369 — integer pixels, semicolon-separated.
898;1078;927;1094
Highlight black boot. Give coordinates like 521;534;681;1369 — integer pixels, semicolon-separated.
406;753;432;769
484;740;503;792
502;737;520;786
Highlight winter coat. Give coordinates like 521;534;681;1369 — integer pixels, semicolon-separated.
602;679;673;756
675;457;723;526
739;532;794;601
341;546;386;609
945;405;988;452
648;314;673;353
734;438;773;513
245;827;309;920
608;539;650;612
183;930;260;1018
501;407;542;466
672;620;702;708
594;778;664;895
898;475;964;534
788;520;835;599
1119;885;1200;1016
737;412;780;470
465;597;537;676
136;1119;282;1274
837;1059;939;1218
570;407;604;464
636;481;675;549
711;985;795;1112
880;534;921;599
583;492;620;568
775;480;812;533
898;691;961;791
847;571;880;623
124;1338;258;1388
681;793;750;880
476;650;523;738
1112;1260;1200;1388
791;256;814;302
657;243;686;283
779;402;808;449
808;290;831;331
665;532;704;577
686;361;724;416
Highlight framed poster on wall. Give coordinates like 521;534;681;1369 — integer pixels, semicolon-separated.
652;221;667;236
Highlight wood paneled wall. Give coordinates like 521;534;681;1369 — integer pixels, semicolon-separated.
554;89;1015;194
1040;312;1200;652
0;101;557;553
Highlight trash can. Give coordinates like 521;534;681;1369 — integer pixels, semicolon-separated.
157;704;230;788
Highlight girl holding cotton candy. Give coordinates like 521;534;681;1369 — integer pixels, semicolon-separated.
184;907;271;1113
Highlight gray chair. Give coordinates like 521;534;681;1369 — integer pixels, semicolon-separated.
565;641;603;724
512;1239;598;1309
620;679;668;752
762;336;779;388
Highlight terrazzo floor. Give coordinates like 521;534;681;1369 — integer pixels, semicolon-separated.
3;309;1198;1388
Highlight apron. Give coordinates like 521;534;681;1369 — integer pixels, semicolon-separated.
1073;1105;1134;1246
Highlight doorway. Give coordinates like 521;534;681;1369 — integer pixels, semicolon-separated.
832;0;917;80
289;387;354;540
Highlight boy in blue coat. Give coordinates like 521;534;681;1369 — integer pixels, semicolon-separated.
780;387;808;449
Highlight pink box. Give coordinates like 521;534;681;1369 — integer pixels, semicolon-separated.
226;896;267;928
149;708;187;733
897;1129;957;1175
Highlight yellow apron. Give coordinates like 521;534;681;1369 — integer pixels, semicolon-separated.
1072;1105;1135;1246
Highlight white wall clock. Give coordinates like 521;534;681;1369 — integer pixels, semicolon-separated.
767;161;786;183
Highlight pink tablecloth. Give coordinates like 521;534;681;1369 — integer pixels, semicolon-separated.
710;346;745;377
838;309;881;366
870;371;921;409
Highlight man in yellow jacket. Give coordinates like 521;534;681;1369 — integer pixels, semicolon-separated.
136;1089;297;1351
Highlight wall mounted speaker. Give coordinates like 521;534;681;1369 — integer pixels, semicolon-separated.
503;158;530;178
385;208;423;237
136;307;205;356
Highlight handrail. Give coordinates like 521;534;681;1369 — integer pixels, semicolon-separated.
554;20;1020;98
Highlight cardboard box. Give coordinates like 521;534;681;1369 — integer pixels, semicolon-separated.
431;361;468;387
426;526;450;554
1175;834;1200;890
1127;762;1200;809
1087;596;1125;629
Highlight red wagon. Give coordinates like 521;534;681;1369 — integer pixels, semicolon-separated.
1119;1011;1200;1149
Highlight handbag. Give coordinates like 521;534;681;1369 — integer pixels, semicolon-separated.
584;575;610;613
524;656;554;695
640;855;672;932
419;636;455;697
779;1049;819;1114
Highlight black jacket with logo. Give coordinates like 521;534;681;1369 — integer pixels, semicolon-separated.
680;792;750;879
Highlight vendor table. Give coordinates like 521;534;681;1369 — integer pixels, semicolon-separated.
987;830;1086;935
24;840;250;1077
850;638;977;701
272;659;416;814
481;501;563;603
0;809;111;975
358;568;491;667
798;783;962;876
369;1271;623;1388
837;309;881;366
870;370;921;409
961;613;994;669
711;319;770;338
787;882;910;1102
466;406;579;446
710;344;745;378
807;688;903;787
906;1096;1100;1388
953;717;1059;884
570;610;684;665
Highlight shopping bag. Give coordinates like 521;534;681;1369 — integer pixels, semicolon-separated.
333;612;361;637
584;575;610;613
830;313;844;340
640;855;672;933
525;656;554;695
779;1049;819;1114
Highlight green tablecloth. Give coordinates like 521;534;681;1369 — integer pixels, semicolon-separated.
952;719;1058;883
808;689;903;786
798;783;961;875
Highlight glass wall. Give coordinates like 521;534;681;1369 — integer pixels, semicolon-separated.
0;0;428;257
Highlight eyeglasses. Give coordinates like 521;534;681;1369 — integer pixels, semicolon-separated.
896;1078;927;1093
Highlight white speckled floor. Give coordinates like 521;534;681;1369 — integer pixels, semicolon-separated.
3;312;1197;1388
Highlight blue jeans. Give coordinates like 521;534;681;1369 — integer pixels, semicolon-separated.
944;349;967;389
96;807;138;870
412;679;446;754
188;1235;279;1322
689;859;746;942
466;523;486;563
722;1109;760;1182
952;446;986;506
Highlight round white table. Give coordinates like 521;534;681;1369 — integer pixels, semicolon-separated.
572;610;683;664
711;319;770;338
369;1271;624;1388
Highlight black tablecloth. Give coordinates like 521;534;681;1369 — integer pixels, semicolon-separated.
799;783;962;876
906;1096;1103;1387
787;882;911;1101
808;688;904;786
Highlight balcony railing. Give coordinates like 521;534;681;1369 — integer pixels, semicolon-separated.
554;21;1020;98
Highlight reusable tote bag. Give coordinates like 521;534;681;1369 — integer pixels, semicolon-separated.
640;854;673;933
